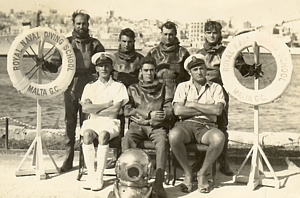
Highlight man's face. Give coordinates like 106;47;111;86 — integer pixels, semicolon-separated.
161;27;176;46
204;28;221;44
140;63;156;83
189;65;207;83
96;63;113;79
73;15;89;37
119;35;135;52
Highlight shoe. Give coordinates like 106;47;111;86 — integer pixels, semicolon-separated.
91;177;104;191
106;159;116;169
179;182;193;193
83;179;93;190
198;184;210;193
60;165;73;173
197;175;210;194
219;166;234;176
153;183;168;198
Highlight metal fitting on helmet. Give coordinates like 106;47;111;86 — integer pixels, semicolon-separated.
115;148;153;187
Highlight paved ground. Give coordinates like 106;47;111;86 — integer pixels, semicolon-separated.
0;149;300;198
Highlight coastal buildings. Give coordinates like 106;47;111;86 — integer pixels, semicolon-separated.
0;8;299;53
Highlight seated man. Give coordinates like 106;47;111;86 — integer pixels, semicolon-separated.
168;54;225;194
80;52;128;191
122;57;173;198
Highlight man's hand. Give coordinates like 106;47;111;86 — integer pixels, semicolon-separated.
130;114;149;125
84;98;92;104
150;110;166;120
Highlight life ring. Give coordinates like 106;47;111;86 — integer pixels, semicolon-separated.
7;27;76;99
220;31;293;105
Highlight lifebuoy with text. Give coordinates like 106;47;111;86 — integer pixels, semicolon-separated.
7;27;76;99
220;31;293;105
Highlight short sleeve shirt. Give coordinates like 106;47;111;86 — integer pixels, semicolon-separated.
81;77;129;119
172;80;225;122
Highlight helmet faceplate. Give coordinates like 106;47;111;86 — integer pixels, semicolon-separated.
115;148;153;187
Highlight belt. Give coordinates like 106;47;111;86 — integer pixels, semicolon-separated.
181;118;216;129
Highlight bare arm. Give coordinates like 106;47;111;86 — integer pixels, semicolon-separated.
185;101;224;116
96;101;123;117
173;102;203;118
81;99;113;114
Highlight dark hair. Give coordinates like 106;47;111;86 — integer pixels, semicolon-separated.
72;10;90;23
119;28;135;40
204;20;222;33
160;21;177;35
140;56;157;68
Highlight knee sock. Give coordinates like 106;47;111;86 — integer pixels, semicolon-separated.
82;144;96;181
96;144;109;180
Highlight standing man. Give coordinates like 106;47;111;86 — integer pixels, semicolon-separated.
122;57;173;198
194;20;258;176
114;28;144;88
169;54;225;194
146;21;190;96
80;52;128;190
43;10;105;172
105;28;144;169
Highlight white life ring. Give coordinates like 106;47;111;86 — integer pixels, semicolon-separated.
220;31;293;105
7;27;76;99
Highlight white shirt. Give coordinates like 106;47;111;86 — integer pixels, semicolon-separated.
81;77;129;119
172;79;225;122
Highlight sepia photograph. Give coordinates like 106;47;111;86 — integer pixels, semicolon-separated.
0;0;300;197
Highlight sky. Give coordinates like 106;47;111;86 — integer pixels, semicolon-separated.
0;0;300;26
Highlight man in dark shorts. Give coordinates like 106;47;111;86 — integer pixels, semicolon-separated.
194;20;261;176
169;54;225;194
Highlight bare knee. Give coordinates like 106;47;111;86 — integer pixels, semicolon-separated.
168;128;183;146
98;131;110;145
83;129;95;144
210;129;225;146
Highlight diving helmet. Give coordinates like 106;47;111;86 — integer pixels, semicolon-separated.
115;148;153;187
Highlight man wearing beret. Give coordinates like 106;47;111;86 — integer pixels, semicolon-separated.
80;52;128;191
43;10;105;172
169;54;225;194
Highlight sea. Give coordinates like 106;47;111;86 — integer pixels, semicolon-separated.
0;49;300;134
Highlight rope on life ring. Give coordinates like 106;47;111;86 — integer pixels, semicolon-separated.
7;27;76;99
220;31;293;105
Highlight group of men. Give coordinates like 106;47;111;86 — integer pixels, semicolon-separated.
45;10;258;197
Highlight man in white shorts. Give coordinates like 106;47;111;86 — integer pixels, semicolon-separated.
80;52;128;191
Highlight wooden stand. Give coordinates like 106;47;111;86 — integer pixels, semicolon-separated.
15;38;59;179
233;42;281;190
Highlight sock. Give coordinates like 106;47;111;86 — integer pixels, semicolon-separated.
96;144;109;180
82;144;96;182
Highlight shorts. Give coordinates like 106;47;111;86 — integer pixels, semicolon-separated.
174;120;217;144
80;117;120;140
